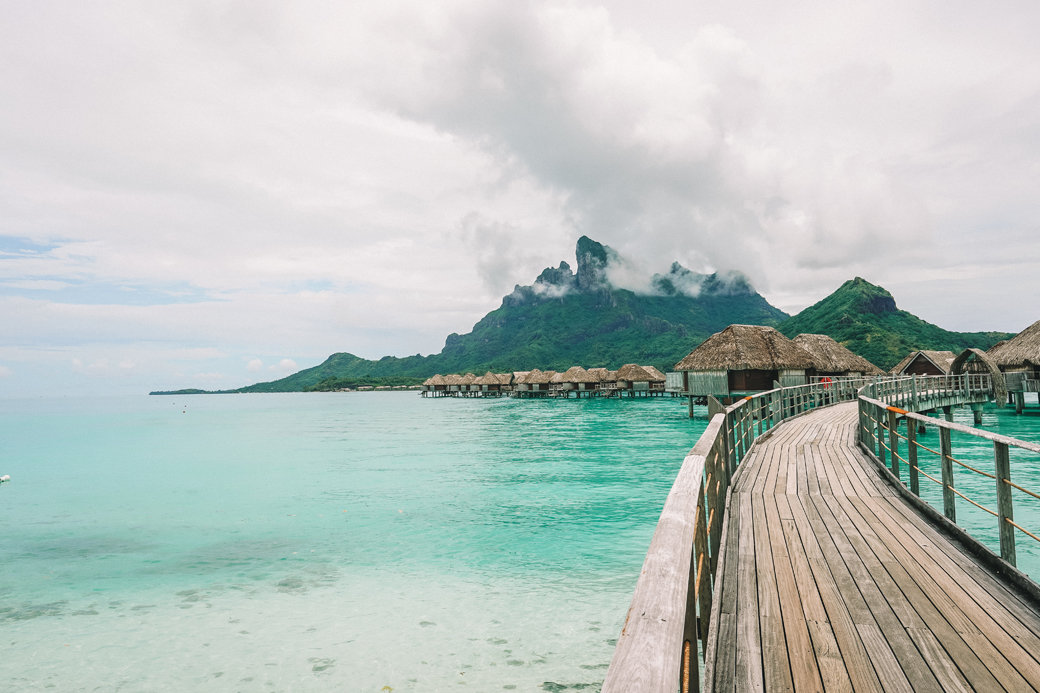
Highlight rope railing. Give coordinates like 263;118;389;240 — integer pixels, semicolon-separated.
857;374;1040;568
605;376;866;692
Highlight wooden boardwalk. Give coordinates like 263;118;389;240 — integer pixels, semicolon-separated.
708;401;1040;692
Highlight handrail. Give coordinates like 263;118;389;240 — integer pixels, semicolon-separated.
604;376;868;692
857;374;1040;571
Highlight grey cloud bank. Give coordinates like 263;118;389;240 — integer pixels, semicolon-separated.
1;0;1039;396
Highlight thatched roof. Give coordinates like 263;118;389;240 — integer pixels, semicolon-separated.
988;319;1040;369
424;374;448;386
459;373;478;385
494;373;513;385
674;325;816;372
586;367;613;382
615;363;655;382
643;366;666;381
513;371;530;382
523;369;557;384
889;350;956;375
793;334;884;375
443;374;463;385
952;348;1007;405
552;366;601;383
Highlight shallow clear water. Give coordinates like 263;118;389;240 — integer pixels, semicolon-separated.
0;393;708;691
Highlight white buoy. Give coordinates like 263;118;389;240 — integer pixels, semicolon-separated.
0;475;10;483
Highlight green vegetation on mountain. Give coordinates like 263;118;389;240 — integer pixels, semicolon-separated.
151;248;1016;396
152;237;788;394
777;277;1011;370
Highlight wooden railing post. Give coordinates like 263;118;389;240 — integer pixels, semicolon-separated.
907;419;919;496
994;441;1017;567
888;408;900;482
940;427;956;523
877;405;887;466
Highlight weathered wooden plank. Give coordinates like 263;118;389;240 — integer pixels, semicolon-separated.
733;493;764;692
855;494;1040;688
810;495;943;691
763;493;823;692
854;623;913;693
703;398;1040;692
751;494;791;691
776;501;852;691
905;628;973;693
784;496;884;692
879;494;1040;666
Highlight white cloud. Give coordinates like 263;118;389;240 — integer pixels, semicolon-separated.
246;358;264;372
272;359;298;375
2;0;1040;395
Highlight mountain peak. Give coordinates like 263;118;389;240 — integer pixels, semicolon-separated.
840;277;896;314
575;236;614;291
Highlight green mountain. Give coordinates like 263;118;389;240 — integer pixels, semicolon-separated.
777;277;1011;370
156;237;788;393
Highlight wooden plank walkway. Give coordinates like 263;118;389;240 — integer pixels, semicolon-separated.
708;401;1040;692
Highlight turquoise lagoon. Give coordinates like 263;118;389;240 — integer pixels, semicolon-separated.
3;392;1040;691
0;393;707;691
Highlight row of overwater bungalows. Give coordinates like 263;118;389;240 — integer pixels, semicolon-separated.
420;319;1040;410
667;320;1040;412
421;364;667;398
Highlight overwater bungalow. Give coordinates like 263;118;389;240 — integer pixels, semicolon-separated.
890;350;956;376
668;324;814;401
508;372;529;394
515;369;556;398
420;374;450;397
988;319;1040;411
551;366;601;397
793;333;884;378
614;364;666;397
458;372;478;395
951;347;1008;409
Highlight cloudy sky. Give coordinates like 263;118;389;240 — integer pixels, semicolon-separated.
2;1;1039;396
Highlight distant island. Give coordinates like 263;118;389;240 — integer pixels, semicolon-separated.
151;237;1011;395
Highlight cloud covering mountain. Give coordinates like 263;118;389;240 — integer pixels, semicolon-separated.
2;1;1039;395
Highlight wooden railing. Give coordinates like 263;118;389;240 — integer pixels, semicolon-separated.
858;375;1040;571
603;378;864;692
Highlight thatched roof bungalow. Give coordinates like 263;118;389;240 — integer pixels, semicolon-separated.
643;366;667;382
989;320;1040;372
615;364;660;392
890;351;956;376
516;369;556;393
987;320;1040;395
793;334;883;377
671;324;815;397
952;348;1008;404
422;374;449;392
552;366;601;392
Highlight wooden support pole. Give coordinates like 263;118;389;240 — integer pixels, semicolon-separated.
1016;392;1025;415
971;403;984;426
888;408;900;481
940;427;956;523
994;441;1017;567
907;419;919;496
943;406;954;422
